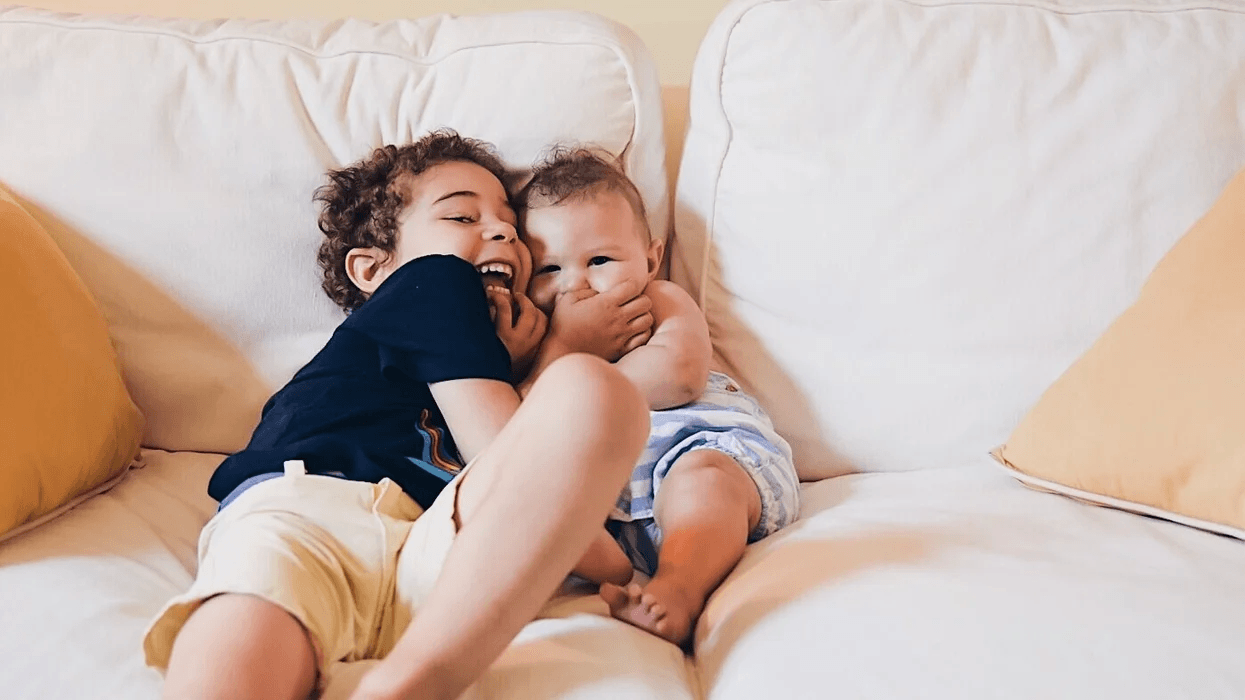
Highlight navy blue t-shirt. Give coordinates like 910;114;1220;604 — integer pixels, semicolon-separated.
207;255;512;509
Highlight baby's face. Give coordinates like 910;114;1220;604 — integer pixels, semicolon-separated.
522;191;659;316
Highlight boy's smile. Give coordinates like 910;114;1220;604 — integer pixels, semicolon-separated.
476;260;515;290
347;159;532;297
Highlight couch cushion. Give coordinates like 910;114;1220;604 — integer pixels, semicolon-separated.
0;183;143;541
0;449;698;700
671;0;1245;480
993;167;1245;540
697;463;1245;700
0;6;667;454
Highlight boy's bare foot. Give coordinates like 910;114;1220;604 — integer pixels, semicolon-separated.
599;578;702;646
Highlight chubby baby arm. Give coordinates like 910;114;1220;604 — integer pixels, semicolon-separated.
614;279;711;410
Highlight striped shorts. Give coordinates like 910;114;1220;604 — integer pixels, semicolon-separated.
608;372;800;575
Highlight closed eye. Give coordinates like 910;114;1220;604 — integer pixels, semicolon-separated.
588;256;613;266
536;264;560;275
445;215;476;223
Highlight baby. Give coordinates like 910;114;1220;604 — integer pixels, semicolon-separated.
515;149;801;647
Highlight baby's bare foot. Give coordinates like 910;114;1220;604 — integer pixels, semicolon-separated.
599;577;702;646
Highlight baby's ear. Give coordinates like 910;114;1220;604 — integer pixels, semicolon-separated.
646;236;665;280
345;247;391;295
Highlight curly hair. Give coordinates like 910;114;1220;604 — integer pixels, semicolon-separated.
314;129;511;311
517;146;650;240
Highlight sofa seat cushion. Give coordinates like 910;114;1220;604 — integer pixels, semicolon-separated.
0;449;698;700
0;184;143;541
696;462;1245;699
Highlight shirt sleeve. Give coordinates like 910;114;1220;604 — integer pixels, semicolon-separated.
344;255;512;384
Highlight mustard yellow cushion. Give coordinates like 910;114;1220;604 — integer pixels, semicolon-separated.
993;169;1245;539
0;184;143;540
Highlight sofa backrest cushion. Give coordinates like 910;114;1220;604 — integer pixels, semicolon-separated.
672;0;1245;480
0;6;666;454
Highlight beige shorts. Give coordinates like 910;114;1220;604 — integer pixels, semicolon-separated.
142;460;467;678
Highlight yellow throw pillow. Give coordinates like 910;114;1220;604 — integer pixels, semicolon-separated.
993;169;1245;540
0;184;143;540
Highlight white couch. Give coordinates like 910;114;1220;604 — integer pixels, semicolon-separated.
3;1;1245;698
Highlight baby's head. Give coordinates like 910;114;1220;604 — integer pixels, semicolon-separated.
517;148;661;315
316;129;527;312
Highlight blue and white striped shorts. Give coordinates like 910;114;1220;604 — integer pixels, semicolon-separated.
608;372;800;576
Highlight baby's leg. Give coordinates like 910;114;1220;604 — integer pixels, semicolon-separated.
161;594;316;700
601;449;761;647
356;354;648;700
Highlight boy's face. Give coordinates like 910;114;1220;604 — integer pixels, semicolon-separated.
521;191;661;316
348;159;531;297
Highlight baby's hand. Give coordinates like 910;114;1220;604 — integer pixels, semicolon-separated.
487;286;547;377
548;278;653;362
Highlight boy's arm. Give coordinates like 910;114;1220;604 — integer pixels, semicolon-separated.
355;257;531;463
432;278;548;462
614;280;712;410
428;378;520;464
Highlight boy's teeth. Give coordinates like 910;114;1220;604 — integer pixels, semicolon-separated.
476;262;514;278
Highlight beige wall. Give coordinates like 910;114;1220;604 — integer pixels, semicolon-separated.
28;0;726;87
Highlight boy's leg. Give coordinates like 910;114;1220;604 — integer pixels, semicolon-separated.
153;463;428;700
353;354;648;700
601;449;762;646
161;594;317;700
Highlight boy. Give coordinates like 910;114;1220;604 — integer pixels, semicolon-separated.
141;131;655;700
515;149;802;647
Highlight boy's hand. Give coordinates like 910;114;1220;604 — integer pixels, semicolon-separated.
487;286;547;378
547;278;653;362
